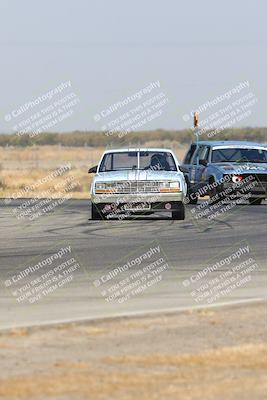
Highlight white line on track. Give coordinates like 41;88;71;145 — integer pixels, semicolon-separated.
0;297;265;331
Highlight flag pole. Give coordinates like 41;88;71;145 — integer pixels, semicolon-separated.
194;111;199;165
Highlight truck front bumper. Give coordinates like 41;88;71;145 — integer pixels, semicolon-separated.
91;192;185;205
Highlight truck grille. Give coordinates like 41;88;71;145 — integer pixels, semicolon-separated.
106;181;161;194
244;173;267;184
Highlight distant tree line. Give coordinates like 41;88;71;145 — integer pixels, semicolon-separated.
0;128;266;147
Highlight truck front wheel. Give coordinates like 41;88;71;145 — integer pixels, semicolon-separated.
91;203;104;220
172;204;185;220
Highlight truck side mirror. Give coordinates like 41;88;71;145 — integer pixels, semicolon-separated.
199;159;208;167
179;166;189;174
88;165;98;173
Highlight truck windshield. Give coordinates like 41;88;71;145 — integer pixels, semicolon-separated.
99;151;177;172
211;148;267;163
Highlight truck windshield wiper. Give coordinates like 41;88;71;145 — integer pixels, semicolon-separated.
247;160;267;163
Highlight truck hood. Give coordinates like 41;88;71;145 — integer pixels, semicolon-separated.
95;170;184;182
215;162;267;174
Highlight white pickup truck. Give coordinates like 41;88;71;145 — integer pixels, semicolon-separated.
89;148;187;220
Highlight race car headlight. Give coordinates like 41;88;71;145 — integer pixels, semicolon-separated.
232;175;243;183
159;181;180;192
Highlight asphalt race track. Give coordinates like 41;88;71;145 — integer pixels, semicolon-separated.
0;199;266;330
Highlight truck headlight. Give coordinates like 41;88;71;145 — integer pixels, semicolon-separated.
95;182;111;193
159;181;180;193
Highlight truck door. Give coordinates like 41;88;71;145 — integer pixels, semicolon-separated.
190;146;209;191
182;143;197;191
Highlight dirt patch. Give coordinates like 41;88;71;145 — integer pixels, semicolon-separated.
0;302;266;399
0;345;267;400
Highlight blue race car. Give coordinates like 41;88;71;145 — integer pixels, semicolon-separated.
182;140;267;205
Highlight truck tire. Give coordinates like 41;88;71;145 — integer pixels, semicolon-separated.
185;177;198;204
188;192;198;204
249;198;262;205
172;204;185;220
91;203;103;220
209;178;222;205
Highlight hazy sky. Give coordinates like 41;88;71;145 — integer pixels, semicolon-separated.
0;0;266;132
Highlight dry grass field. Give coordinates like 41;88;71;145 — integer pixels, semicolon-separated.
0;303;266;400
0;143;187;199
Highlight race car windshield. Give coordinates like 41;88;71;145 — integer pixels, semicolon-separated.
211;148;267;163
99;151;177;171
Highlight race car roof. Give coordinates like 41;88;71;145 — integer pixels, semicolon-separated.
193;140;266;148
